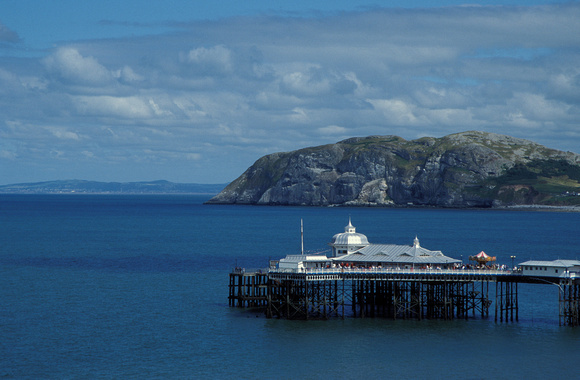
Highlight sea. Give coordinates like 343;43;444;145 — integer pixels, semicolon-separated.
1;194;580;379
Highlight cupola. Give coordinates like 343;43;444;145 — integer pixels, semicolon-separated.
329;218;370;257
413;236;420;248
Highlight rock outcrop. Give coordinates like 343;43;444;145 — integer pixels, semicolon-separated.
207;131;580;207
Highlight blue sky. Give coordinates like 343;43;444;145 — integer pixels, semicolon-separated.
1;0;579;184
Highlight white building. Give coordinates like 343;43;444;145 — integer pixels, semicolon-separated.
278;254;330;272
518;260;580;278
276;219;460;272
333;233;460;269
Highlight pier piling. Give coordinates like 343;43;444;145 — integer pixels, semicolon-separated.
230;269;579;325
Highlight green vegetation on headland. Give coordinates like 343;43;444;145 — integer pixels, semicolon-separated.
471;159;580;206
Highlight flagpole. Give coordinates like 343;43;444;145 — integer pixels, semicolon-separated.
301;219;304;255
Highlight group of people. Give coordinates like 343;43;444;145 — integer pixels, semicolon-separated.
311;262;514;271
454;263;511;271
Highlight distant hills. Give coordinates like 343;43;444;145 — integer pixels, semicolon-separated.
0;180;227;195
207;131;580;208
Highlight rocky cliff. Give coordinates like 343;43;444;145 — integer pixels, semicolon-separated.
207;131;580;207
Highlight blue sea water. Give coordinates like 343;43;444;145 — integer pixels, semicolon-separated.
1;194;580;379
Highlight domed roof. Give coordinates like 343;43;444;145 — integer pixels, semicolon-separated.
330;219;369;246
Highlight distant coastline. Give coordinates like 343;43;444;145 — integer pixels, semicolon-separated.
0;180;228;195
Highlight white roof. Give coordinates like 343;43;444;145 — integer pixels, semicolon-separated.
329;219;370;246
333;242;460;265
519;259;580;268
280;254;329;263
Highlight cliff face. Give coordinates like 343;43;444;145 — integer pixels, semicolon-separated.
207;131;580;207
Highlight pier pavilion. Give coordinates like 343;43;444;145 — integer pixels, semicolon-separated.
229;220;580;326
279;219;462;271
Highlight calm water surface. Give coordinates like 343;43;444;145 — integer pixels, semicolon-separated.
1;194;579;379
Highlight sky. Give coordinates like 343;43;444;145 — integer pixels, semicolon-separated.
1;1;579;185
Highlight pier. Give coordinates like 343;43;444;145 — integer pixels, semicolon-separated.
229;268;580;326
229;219;580;325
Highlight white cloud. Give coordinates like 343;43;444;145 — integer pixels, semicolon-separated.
181;45;233;76
424;108;474;127
43;47;114;86
289;107;309;123
73;96;153;119
48;127;80;141
148;99;173;117
548;71;580;103
115;66;144;84
368;99;427;126
318;125;347;135
508;92;571;122
279;67;358;97
2;4;580;184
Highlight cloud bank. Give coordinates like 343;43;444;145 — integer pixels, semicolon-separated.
1;4;580;183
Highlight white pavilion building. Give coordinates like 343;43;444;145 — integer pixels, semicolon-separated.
276;219;461;272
